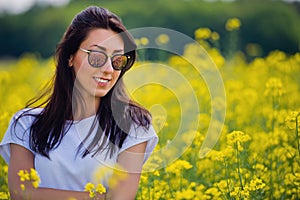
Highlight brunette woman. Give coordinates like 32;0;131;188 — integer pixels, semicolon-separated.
0;6;157;200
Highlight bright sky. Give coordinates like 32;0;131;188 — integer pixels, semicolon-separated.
0;0;70;14
0;0;299;14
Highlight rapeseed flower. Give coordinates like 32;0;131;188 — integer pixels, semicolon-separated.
140;37;149;46
84;182;106;198
17;170;30;182
95;183;106;194
1;24;300;200
17;168;40;189
0;192;9;199
230;186;240;198
205;187;222;198
264;77;284;97
211;32;220;41
226;131;251;147
20;184;25;191
194;27;211;40
248;177;266;191
84;182;95;198
30;168;40;188
165;159;192;176
225;17;241;31
175;188;195;199
155;34;170;45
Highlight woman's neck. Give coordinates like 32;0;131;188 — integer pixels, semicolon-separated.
73;97;100;121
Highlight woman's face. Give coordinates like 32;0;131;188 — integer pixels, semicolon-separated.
70;28;124;103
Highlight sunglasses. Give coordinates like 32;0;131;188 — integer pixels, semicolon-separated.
79;48;130;70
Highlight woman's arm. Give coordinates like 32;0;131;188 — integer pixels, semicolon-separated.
9;142;147;200
8;144;105;200
110;141;147;200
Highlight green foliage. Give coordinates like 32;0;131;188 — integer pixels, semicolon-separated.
0;0;299;58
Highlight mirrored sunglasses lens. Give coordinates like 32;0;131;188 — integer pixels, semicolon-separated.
89;52;106;67
112;55;128;70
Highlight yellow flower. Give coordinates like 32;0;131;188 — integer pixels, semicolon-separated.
84;182;96;198
205;187;221;198
17;169;40;190
95;184;106;194
226;131;251;147
253;163;267;172
153;170;160;176
230;187;240;197
248;177;266;191
175;188;195;199
30;168;40;181
240;188;250;199
194;27;211;40
225;17;241;31
84;182;106;197
285;173;300;186
2;165;8;173
29;168;40;188
211;31;220;41
20;184;25;191
264;77;284;97
139;174;148;183
32;181;39;189
155;34;170;45
285;111;300;130
165;159;192;176
207;149;227;161
84;182;95;192
0;192;9;199
140;37;149;46
134;39;140;46
18;170;30;182
214;180;228;192
89;191;95;198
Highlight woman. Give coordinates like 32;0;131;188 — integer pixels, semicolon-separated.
0;6;158;200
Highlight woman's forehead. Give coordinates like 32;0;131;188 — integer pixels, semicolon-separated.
82;28;124;51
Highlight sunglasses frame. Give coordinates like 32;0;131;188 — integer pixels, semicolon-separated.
79;48;130;70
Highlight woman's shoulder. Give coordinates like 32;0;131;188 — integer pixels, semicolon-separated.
16;107;43;115
128;122;157;139
5;107;44;140
0;108;42;162
12;107;44;122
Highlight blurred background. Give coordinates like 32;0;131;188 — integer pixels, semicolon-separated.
0;0;299;60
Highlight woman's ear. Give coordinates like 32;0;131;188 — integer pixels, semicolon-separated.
68;55;74;67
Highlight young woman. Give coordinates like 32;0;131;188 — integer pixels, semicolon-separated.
0;6;158;200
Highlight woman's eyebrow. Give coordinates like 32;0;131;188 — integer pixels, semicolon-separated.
90;44;124;53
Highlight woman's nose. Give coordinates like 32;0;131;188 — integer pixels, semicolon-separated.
101;58;114;73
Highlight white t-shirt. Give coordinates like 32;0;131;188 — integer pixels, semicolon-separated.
0;108;158;191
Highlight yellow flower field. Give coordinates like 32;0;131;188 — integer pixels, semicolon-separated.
0;22;300;199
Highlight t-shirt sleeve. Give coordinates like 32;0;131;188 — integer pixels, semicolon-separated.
119;124;158;164
0;110;35;164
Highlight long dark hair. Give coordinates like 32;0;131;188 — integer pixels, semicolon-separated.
15;6;151;158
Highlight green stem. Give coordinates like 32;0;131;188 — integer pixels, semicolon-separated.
139;185;143;200
147;175;151;200
271;96;277;133
235;141;244;190
180;171;183;191
296;114;300;156
165;168;175;198
223;158;232;199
